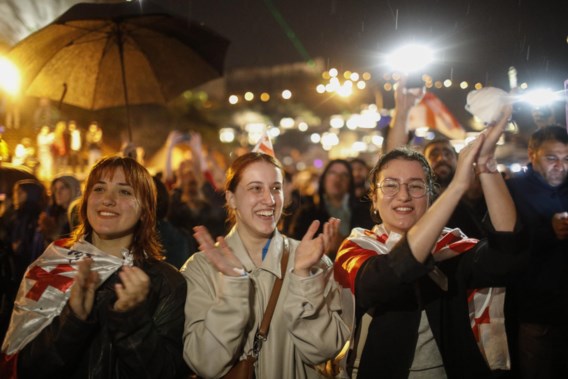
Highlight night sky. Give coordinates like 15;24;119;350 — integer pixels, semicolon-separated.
171;0;568;90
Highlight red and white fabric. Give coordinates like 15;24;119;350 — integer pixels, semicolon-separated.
335;225;509;370
407;92;466;140
0;239;132;377
252;132;275;157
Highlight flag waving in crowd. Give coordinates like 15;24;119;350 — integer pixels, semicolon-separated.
408;92;466;140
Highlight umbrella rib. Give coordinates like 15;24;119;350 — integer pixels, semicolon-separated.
59;22;115;47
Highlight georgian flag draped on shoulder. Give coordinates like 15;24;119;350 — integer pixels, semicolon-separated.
0;238;132;378
334;225;509;371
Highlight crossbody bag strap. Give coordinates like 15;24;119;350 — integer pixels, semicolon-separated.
252;236;289;356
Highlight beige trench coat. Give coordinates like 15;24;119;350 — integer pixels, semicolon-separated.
182;228;351;379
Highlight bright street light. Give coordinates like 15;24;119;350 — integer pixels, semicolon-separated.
0;57;21;96
386;44;434;73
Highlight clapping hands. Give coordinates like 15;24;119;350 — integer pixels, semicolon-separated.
294;218;340;277
194;225;245;277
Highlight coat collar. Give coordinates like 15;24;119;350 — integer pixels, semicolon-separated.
224;227;286;278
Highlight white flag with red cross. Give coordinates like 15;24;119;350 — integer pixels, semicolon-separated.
0;238;131;377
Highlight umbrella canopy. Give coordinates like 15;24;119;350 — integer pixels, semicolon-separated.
7;1;230;140
0;163;38;200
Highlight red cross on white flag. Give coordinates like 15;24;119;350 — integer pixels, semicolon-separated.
1;239;130;357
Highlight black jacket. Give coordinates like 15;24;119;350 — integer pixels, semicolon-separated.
18;260;189;379
354;228;527;379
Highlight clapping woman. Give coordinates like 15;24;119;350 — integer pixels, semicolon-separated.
1;156;188;378
335;106;527;378
182;152;350;378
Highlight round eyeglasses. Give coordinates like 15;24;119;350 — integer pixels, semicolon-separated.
377;179;429;198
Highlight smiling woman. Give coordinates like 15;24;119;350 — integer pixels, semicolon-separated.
181;152;351;379
1;155;189;378
335;105;530;378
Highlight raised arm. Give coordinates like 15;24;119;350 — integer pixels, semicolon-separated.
475;105;516;231
406;105;515;261
406;134;483;262
385;77;424;153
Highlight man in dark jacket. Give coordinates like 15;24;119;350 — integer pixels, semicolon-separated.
506;125;568;378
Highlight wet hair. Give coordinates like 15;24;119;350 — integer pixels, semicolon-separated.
317;159;355;207
528;125;568;151
70;155;162;263
225;152;284;228
368;147;438;222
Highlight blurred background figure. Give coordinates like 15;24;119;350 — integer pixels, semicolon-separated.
67;120;83;175
531;105;557;129
350;157;372;204
164;130;227;254
12;138;36;171
36;174;82;247
0;126;9;163
85;121;103;169
290;159;374;259
36;126;54;181
32;98;59;133
153;175;191;269
0;179;47;343
52;120;68;175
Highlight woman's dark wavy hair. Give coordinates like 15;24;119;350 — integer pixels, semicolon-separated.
368;147;438;223
68;155;163;264
225;152;284;228
13;179;47;214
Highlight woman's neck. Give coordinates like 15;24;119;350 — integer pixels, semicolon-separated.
91;233;132;259
236;226;271;267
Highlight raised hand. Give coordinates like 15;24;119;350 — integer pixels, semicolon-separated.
113;266;150;312
452;134;486;193
294;218;340;277
395;75;424;111
477;104;512;163
193;225;245;277
69;258;100;321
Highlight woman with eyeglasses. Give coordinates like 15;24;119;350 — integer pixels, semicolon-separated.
335;105;527;379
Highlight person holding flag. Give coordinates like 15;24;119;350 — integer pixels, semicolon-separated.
335;105;527;378
1;156;188;378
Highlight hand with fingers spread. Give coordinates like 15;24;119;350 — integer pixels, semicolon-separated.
294;218;341;277
69;258;100;321
113;266;150;312
194;225;245;277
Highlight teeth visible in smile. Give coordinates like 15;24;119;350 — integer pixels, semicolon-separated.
257;210;274;217
395;207;412;212
99;211;117;216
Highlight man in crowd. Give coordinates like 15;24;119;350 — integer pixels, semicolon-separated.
506;125;568;379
